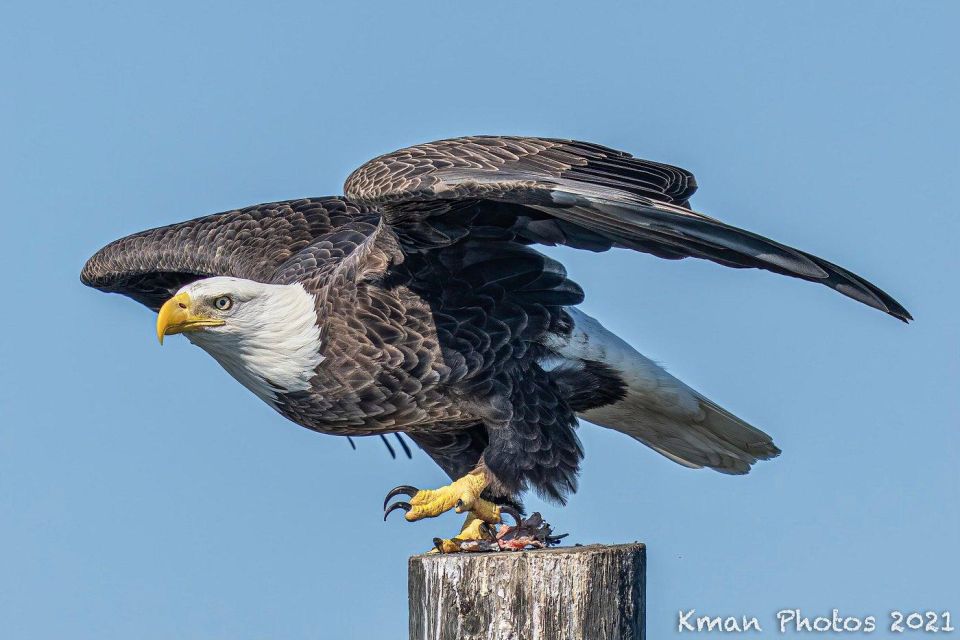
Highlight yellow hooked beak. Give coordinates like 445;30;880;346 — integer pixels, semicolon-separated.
156;292;225;344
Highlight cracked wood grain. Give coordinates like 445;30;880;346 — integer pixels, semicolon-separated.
409;544;645;640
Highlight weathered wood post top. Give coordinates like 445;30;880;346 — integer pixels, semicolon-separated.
409;543;646;640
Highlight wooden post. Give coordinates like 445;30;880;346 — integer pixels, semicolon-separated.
408;543;645;640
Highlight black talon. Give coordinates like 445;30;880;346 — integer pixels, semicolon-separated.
546;533;569;545
499;505;523;528
480;522;496;539
383;501;411;521
382;485;418;511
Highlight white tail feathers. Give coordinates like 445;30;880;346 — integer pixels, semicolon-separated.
545;308;780;474
636;394;781;474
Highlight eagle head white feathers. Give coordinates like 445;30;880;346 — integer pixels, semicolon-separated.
157;277;324;405
81;136;910;551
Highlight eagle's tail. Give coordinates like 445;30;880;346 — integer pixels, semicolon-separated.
545;308;780;474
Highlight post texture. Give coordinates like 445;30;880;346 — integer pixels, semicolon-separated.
408;543;645;640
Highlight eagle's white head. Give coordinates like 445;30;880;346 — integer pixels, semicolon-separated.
156;277;324;405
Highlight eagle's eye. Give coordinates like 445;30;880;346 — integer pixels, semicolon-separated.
214;295;233;311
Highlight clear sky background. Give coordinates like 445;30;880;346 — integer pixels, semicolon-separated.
1;1;957;638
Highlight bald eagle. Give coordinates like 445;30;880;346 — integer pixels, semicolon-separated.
81;136;910;550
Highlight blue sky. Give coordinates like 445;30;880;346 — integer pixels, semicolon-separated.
1;1;957;637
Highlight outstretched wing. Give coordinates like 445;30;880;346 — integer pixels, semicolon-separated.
80;197;377;310
345;136;911;321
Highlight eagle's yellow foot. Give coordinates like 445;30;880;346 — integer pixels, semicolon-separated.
383;472;496;522
430;513;499;554
384;472;524;552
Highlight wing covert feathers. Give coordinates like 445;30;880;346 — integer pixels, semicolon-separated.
344;136;697;207
80;197;377;309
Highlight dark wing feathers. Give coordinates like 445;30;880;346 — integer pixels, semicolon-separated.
345;136;697;207
82;135;909;320
346;136;910;321
81;197;377;310
270;218;402;288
